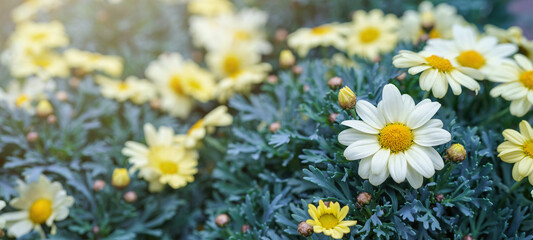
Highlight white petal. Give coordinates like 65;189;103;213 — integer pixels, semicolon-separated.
510;98;532;117
388;152;407;183
431;72;448;98
338;129;373;146
371;148;391;174
344;139;381;160
358;157;372;179
368;167;389;186
414;128;451;146
406;101;441;129
405;146;435;178
421;146;445;170
381;84;403;123
355;100;385;129
408;65;431;75
406;165;423;189
419;68;438;91
515;54;533;71
341;120;379;134
8;219;34;238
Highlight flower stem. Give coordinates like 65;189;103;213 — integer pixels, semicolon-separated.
480;107;509;126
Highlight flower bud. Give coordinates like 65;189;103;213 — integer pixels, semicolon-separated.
328;77;343;89
269;122;281;133
298;221;313;237
396;72;407;81
124;191;137;203
279;50;296;68
26;132;39;142
445;143;466;163
92;226;100;234
215;213;230;227
292;65;303;75
338;86;357;110
112;168;130;189
303;85;310;92
69;78;80;88
47;115;57;124
357;192;372;205
328;113;339;123
434;193;444;203
267;75;278;84
275;28;288;42
93;180;106;191
463;235;474;240
150;99;161;110
55;91;69;102
241;224;250;233
36;100;54;117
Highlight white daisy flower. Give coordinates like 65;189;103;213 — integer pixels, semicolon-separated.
1;175;74;238
0;200;5;228
393;49;483;98
489;54;533;117
0;77;56;113
287;23;349;57
338;84;451;188
425;25;517;79
175;105;233;148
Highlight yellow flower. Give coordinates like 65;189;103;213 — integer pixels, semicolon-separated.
306;200;357;239
279;50;296;68
338;86;357;110
175;106;233;148
112;168;131;189
145;53;216;118
346;9;399;60
0;175;74;238
64;49;124;77
187;0;234;17
9;21;69;54
0;78;55;113
8;49;69;80
122;123;198;192
287;22;348;57
497;120;533;184
206;47;271;101
36;99;53;117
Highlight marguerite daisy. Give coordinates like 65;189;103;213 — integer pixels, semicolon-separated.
64;49;124;77
0;77;55;113
1;175;74;238
497;120;533;184
338;84;451;188
392;49;483;98
485;25;533;61
306;200;357;239
0;200;5;228
425;25;517;79
122;123;199;192
287;23;348;57
346;9;399;60
187;0;234;17
9;21;69;54
175;105;233;148
489;54;533;117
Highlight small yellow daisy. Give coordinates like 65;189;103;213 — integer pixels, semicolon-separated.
306;200;357;239
497;120;533;184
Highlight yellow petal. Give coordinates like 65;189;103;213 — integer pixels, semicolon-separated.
503;129;527;145
518;157;533;176
519;120;533;139
313;225;324;233
331;229;344;239
338;206;349;221
499;150;526;163
513;163;526;181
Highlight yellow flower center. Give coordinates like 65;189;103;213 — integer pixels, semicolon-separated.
159;161;179;174
170;74;183;94
428;28;440;39
234;30;252;41
118;82;129;90
311;26;333;35
188;119;204;135
29;199;53;224
33;56;52;67
378;123;414;153
523;141;533;157
223;55;241;77
456;50;486;69
149;146;182;175
359;27;380;43
520;71;533;89
15;94;30;107
318;214;338;229
31;33;47;41
426;55;453;72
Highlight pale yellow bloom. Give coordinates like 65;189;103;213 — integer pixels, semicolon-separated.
12;0;65;23
9;21;69;54
346;10;399;60
96;76;156;104
0;78;55;113
306;200;357;239
485;25;533;61
187;0;233;17
122;123;198;192
287;23;349;57
206;47;271;101
175;105;233;148
0;175;74;238
64;49;124;77
497;121;533;184
8;48;69;80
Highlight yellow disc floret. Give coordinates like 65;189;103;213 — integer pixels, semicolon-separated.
360;27;380;43
378;123;414;153
520;71;533;89
456;50;486;69
170;75;183;94
426;55;453;72
318;214;338;229
523;141;533;157
223;55;241;77
29;199;53;224
311;26;333;35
